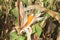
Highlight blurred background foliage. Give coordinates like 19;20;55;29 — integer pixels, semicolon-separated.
0;0;60;40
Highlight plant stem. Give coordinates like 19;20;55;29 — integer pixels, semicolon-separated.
17;0;21;28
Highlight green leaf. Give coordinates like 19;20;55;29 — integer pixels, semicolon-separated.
12;7;18;25
10;32;18;40
32;25;36;33
32;23;42;37
16;36;25;40
43;0;50;7
10;31;26;40
21;0;28;4
20;0;28;6
12;7;18;18
34;9;38;14
0;10;2;16
43;13;50;18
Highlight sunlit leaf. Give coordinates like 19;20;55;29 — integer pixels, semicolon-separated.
32;23;42;37
10;31;26;40
16;35;26;40
10;31;18;40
